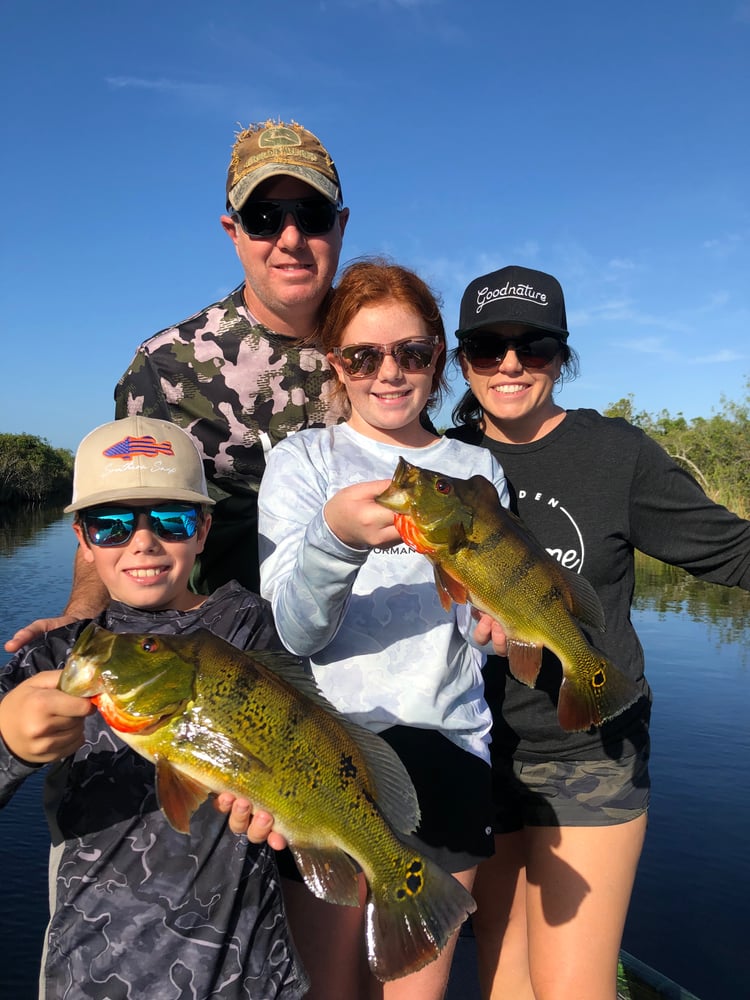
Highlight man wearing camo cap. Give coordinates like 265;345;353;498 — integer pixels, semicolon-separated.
8;121;350;638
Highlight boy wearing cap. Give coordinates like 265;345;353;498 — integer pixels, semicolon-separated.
6;118;350;653
0;416;308;1000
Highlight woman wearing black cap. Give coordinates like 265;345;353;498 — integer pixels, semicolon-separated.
446;265;750;1000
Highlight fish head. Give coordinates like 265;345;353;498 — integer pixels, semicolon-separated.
59;624;196;734
375;458;476;555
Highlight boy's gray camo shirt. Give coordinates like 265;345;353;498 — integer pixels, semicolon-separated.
0;582;308;1000
114;285;346;594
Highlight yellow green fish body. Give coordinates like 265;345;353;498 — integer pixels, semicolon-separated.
59;624;475;981
376;458;639;732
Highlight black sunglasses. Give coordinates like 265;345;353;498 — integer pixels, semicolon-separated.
461;333;562;371
81;504;201;548
333;337;440;379
233;197;339;238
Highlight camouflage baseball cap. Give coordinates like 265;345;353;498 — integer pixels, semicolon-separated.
65;416;215;512
226;120;343;211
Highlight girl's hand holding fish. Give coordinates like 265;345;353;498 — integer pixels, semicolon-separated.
323;479;403;550
471;610;508;657
214;792;289;849
0;669;95;764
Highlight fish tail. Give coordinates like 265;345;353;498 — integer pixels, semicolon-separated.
365;854;476;981
557;654;640;732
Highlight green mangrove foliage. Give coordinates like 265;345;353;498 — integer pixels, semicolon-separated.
604;379;750;517
0;434;74;506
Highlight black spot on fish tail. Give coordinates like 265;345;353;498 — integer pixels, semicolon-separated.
395;858;425;900
557;655;640;732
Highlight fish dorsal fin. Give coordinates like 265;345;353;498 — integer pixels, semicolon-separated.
559;569;606;632
247;650;421;837
155;755;212;834
290;845;361;906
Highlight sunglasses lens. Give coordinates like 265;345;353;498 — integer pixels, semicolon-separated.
339;345;381;376
237;199;337;238
295;200;337;235
393;342;436;371
463;336;560;370
82;505;199;547
237;202;283;237
83;508;136;547
150;506;199;541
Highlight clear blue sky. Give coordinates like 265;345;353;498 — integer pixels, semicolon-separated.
2;0;748;452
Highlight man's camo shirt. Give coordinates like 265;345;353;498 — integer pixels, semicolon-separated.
114;285;346;594
0;582;308;999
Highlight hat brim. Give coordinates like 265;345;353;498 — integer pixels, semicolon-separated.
228;164;341;210
456;320;569;342
65;486;215;514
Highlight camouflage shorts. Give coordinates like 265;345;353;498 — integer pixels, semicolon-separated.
491;746;651;831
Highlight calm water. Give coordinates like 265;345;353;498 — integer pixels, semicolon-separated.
1;509;748;999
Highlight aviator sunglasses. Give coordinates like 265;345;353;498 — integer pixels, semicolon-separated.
81;504;201;548
461;333;562;371
233;197;339;238
333;337;440;379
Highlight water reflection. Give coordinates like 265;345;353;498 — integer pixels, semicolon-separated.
635;553;750;653
0;504;67;557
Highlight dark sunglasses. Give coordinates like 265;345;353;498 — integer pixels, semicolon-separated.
233;197;339;238
333;337;440;379
461;333;562;371
81;504;201;548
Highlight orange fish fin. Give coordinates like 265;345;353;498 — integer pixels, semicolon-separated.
556;657;641;732
506;640;544;687
434;565;468;610
155;756;212;834
366;853;476;981
290;845;361;906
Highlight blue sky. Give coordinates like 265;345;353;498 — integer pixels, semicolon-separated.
2;0;748;452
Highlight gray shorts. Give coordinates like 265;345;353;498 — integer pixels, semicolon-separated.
491;745;651;831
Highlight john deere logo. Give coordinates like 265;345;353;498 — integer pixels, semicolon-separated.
259;126;302;148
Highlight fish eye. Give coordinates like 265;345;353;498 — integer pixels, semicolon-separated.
435;478;453;495
141;637;160;653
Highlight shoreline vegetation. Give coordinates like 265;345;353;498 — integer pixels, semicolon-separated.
0;434;74;507
3;382;749;517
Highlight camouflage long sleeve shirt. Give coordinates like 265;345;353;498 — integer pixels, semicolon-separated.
0;582;308;1000
114;285;346;594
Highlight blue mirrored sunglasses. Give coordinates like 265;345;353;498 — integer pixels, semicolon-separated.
81;504;201;547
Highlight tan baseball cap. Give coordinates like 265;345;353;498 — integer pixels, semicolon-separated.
65;416;215;512
226;119;342;211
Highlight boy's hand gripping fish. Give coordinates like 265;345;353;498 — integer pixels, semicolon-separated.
59;624;475;981
376;458;640;732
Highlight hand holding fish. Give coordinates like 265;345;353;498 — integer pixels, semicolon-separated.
0;669;95;764
471;610;509;657
323;479;403;550
213;793;288;849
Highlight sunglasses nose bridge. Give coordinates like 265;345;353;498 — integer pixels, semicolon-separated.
376;346;403;376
